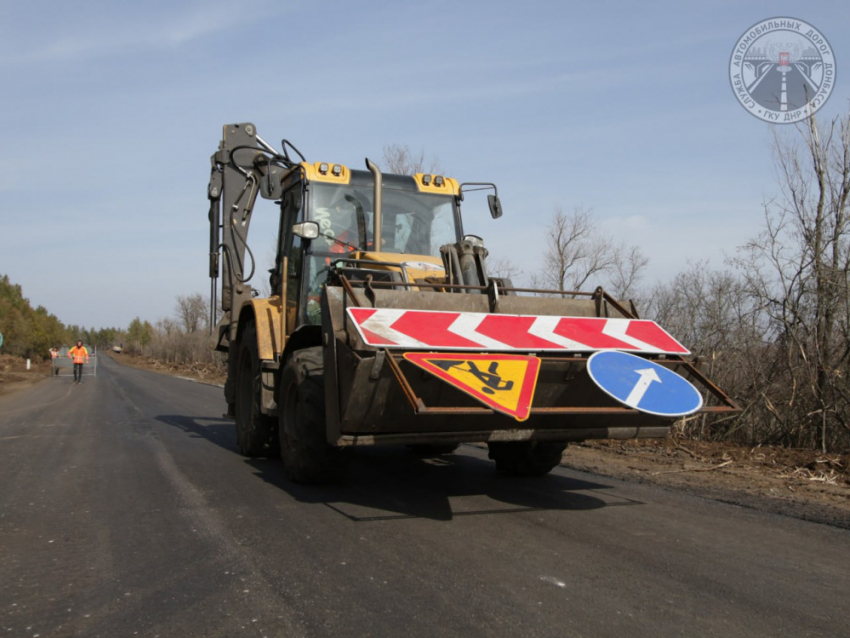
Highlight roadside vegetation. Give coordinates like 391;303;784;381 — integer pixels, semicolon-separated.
0;274;71;358
533;112;850;454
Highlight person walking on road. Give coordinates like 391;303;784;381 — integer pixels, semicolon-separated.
68;340;89;384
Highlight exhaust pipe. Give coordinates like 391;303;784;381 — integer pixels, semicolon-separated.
365;158;382;251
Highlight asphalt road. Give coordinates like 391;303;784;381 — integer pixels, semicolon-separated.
1;355;847;637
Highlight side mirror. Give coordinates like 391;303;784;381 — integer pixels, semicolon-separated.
293;221;319;240
487;194;503;219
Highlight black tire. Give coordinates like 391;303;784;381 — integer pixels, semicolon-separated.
487;441;567;477
406;444;461;457
278;347;349;484
234;321;278;457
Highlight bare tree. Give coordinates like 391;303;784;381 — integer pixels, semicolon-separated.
628;112;850;453
532;206;640;295
487;256;523;285
609;244;649;299
175;294;207;334
640;262;768;442
729;113;850;452
382;143;443;175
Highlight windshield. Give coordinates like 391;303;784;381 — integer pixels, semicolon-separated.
309;184;458;257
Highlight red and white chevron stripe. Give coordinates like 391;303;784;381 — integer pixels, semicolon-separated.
346;308;689;355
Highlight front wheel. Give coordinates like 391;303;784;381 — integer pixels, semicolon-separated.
278;347;349;484
487;441;567;477
234;322;278;457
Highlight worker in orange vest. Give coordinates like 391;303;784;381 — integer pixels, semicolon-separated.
68;340;89;384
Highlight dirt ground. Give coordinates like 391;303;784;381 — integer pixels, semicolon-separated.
106;351;226;386
34;352;850;529
0;354;54;398
563;438;849;529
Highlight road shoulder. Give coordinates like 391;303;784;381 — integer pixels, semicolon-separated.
0;354;51;400
563;439;849;529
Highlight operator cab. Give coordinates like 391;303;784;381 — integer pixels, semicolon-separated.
308;172;460;256
276;165;463;326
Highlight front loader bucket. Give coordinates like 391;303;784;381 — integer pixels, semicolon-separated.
320;280;739;447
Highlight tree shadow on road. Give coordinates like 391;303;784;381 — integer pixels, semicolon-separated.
156;414;644;522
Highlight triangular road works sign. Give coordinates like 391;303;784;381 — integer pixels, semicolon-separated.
403;353;541;421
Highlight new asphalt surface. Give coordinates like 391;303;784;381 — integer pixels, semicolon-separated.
1;355;847;637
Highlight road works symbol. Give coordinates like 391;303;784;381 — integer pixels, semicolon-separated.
404;353;541;421
586;351;703;417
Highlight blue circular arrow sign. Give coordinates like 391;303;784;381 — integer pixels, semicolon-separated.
587;351;703;417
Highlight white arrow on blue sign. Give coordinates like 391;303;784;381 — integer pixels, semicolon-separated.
587;351;703;417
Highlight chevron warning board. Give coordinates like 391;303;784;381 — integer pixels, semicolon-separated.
404;353;541;421
348;308;689;355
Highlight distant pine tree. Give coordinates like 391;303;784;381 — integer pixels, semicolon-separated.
0;273;71;358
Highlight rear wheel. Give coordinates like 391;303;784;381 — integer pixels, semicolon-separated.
279;347;348;484
234;322;278;457
487;441;567;477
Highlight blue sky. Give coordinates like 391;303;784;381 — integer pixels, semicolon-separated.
1;0;848;330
